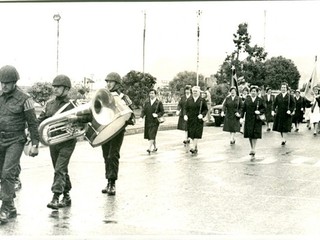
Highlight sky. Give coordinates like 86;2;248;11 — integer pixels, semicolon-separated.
0;1;320;88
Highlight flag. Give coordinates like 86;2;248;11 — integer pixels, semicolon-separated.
304;56;318;101
231;66;239;96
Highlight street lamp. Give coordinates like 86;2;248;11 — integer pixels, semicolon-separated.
53;13;61;74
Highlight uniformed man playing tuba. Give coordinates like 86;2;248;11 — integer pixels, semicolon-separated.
38;75;77;209
0;65;39;223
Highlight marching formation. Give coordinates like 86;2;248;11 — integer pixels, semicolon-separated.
0;64;319;226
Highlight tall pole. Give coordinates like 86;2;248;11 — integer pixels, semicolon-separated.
53;13;61;75
142;11;146;78
196;10;201;86
263;10;266;50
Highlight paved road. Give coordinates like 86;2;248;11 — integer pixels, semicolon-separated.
1;121;320;239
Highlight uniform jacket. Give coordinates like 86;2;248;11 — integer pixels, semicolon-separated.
222;95;242;133
141;98;164;127
0;87;39;146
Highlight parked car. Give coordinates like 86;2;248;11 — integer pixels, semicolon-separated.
210;104;224;127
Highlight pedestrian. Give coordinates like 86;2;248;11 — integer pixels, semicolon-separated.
309;87;320;136
263;87;275;132
0;65;39;223
176;85;191;146
184;86;208;154
101;72;135;195
221;86;242;144
292;90;305;132
38;75;78;209
272;82;296;145
205;87;212;122
240;87;249;134
241;85;266;159
140;89;165;154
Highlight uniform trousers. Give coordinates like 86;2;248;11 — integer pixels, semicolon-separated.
49;139;76;194
0;139;24;202
101;129;125;181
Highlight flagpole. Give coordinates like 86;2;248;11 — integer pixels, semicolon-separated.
196;10;201;86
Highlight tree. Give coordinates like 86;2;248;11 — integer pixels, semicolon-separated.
28;82;53;106
168;71;206;95
264;56;300;90
122;70;157;109
211;83;229;105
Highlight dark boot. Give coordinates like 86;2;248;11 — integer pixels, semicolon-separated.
47;193;60;209
108;180;116;196
58;192;71;208
102;180;111;194
0;200;17;223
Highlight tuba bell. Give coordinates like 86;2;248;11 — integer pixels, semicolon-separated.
38;88;133;147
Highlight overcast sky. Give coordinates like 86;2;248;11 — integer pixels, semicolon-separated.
0;1;319;87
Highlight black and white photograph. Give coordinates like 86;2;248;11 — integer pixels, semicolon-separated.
1;1;320;239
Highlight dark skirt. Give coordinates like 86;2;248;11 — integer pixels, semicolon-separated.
187;119;204;139
144;125;159;140
177;116;187;131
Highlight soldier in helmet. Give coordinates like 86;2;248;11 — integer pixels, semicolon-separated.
0;65;39;223
38;74;77;209
101;72;135;195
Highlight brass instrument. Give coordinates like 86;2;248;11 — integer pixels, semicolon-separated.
38;88;133;147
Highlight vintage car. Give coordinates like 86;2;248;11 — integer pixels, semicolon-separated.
210;104;224;127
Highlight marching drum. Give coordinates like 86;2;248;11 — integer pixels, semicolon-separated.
85;89;133;147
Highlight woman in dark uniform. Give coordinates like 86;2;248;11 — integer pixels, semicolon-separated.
221;86;242;144
176;86;191;146
292;89;305;132
184;86;208;154
263;87;274;131
272;82;295;145
241;85;266;159
140;89;164;154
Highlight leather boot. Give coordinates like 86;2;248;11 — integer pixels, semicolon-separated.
47;193;60;209
108;180;116;196
58;192;71;208
102;181;111;194
0;200;17;223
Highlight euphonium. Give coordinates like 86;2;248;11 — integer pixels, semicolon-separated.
38;102;91;146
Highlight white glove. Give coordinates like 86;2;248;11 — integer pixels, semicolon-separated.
152;113;158;118
235;112;241;118
271;111;275;116
198;114;203;119
176;110;180;116
184;115;188;121
286;110;291;115
221;111;225;117
254;110;260;115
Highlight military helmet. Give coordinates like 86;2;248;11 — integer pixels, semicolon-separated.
52;74;71;88
105;72;122;84
0;65;20;83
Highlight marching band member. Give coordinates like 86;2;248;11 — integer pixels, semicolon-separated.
38;75;77;209
101;72;135;195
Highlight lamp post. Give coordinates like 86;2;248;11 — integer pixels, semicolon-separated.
53;13;61;74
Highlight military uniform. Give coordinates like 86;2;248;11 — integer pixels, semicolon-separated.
101;72;135;195
0;65;39;223
38;74;77;209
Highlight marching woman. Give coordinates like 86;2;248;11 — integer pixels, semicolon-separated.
292;89;305;132
309;87;320;136
140;89;165;154
241;85;266;159
184;86;208;154
272;82;296;145
263;87;274;131
176;85;191;146
221;86;242;144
